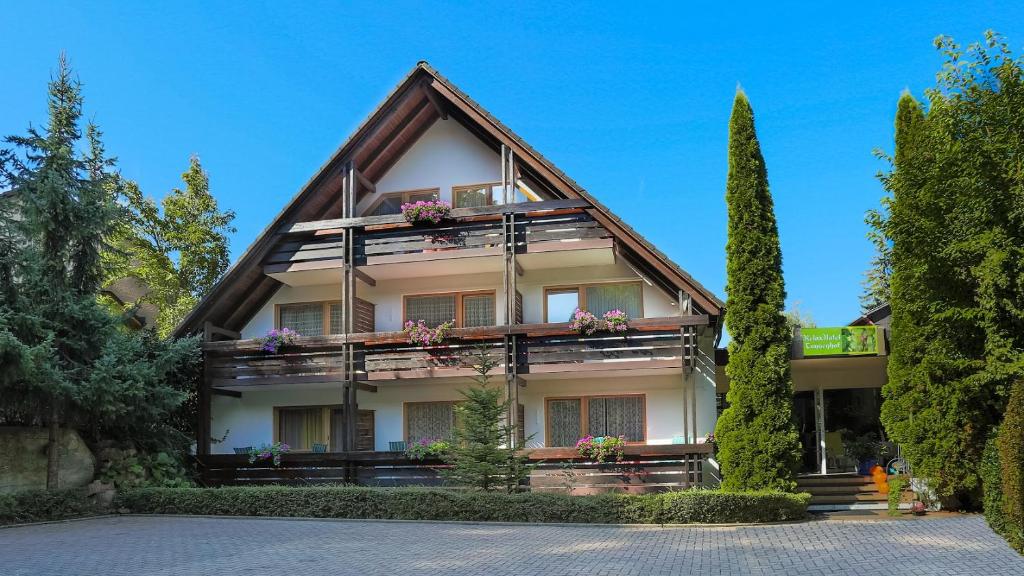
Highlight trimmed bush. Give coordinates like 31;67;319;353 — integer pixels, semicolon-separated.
888;476;907;517
116;486;809;525
999;381;1024;552
985;425;1024;554
0;488;97;525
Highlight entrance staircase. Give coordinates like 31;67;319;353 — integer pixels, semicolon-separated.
797;473;888;512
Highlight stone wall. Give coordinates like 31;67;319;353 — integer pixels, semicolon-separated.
0;427;96;494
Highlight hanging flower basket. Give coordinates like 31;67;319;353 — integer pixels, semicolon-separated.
575;435;626;463
257;328;299;354
401;200;451;224
404;320;454;346
569;308;599;335
602;309;630;333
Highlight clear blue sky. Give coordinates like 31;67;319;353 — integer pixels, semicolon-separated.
3;1;1023;327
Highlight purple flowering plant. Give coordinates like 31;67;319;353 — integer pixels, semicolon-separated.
404;438;451;460
602;309;629;333
257;327;299;354
576;435;626;463
401;199;451;224
248;442;290;466
404;319;454;346
568;308;599;335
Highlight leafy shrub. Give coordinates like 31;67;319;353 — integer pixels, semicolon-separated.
99;450;193;489
115;486;810;524
405;438;450;460
0;489;96;525
888;476;907;517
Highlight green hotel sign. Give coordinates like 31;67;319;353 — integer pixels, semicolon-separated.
801;326;879;357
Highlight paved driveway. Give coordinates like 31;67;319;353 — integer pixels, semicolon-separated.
2;515;1021;575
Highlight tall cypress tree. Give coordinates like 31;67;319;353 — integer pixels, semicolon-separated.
715;90;801;492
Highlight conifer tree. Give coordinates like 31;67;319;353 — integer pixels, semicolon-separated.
0;55;197;488
877;33;1024;505
714;90;801;492
444;347;530;492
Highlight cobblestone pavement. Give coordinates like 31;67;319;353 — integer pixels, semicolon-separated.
2;515;1022;575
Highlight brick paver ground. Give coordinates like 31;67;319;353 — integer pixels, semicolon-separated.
2;515;1021;575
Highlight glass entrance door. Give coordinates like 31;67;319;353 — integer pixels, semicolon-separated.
792;391;819;474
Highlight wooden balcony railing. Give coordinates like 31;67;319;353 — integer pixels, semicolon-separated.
194;443;713;492
356;218;505;265
202;316;707;388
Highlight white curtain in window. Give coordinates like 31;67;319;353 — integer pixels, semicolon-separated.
548;399;582;447
462;294;495;327
405;295;456;327
406;403;455;443
588;396;644;441
585;283;642;318
279;303;324;336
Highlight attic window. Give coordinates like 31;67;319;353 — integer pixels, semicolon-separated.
365;188;439;216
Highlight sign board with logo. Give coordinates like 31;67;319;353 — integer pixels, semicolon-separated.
801;326;879;357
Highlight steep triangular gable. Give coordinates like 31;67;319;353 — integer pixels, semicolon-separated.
174;63;723;337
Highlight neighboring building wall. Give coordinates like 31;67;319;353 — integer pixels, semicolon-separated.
355;119;501;215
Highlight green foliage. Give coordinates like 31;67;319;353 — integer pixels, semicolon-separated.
999;381;1024;551
104;156;235;337
783;300;816;334
982;428;1016;547
0;56;200;483
116;486;810;524
98;450;193;489
444;347;530;492
876;33;1024;505
0;488;96;525
715;90;801;492
888;476;907;516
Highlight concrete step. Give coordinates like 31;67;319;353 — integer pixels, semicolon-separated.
797;475;874;487
802;484;881;494
809;493;888;504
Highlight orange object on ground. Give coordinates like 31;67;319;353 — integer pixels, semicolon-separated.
871;465;889;494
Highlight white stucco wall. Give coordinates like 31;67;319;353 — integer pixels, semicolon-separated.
211;369;716;454
355;118;501;215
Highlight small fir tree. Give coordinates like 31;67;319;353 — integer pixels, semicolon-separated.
714;90;802;492
444;346;530;492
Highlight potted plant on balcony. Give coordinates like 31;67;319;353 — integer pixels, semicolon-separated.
575;435;626;463
602;309;630;333
405;438;451;460
248;442;290;466
569;308;599;335
404;319;454;346
401;199;451;225
257;328;299;354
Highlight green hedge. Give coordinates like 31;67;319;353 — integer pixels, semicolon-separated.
0;488;97;526
115;486;809;524
984;427;1024;553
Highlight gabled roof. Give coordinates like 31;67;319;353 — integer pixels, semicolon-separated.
174;63;723;337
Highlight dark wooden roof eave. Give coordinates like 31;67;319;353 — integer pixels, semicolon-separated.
174;62;724;337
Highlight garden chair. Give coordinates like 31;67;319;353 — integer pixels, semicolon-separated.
233;446;252;455
312;443;328;453
389;441;406;452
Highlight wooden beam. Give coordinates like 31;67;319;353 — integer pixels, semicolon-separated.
212;388;242;398
203;321;241;342
353;267;376;287
354;169;375;194
356;383;378;393
420;81;448;119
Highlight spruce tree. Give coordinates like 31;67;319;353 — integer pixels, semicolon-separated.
0;55;198;488
443;347;530;492
714;90;801;492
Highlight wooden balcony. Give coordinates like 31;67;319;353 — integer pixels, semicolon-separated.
267;199;613;278
202;316;706;391
194;443;713;492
